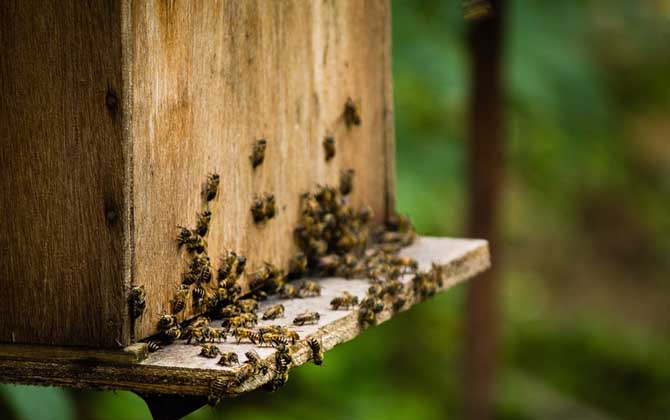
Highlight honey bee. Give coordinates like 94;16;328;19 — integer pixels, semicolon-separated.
262;304;285;320
219;304;241;318
191;316;211;328
343;97;361;127
298;280;321;298
208;377;228;406
360;296;385;314
275;343;293;369
205;327;227;343
186;233;207;254
195;210;212;237
330;291;359;310
339;169;354;196
237;299;259;313
172;284;189;314
204;173;220;202
383;279;404;296
251;197;266;223
391;256;419;273
392;295;407;312
233;363;254;386
128;286;146;319
317;254;340;274
259;326;300;344
244;349;269;375
200;344;221;358
185;326;206;344
264;370;289;392
164;326;182;341
412;271;437;299
192;284;206;303
323;136;336;161
358;307;376;327
217;352;239;367
235;255;247;276
176;226;195;248
293;311;320;326
157;314;177;331
238;312;258;327
279;283;299;299
233;328;261;344
307;337;324;366
146;341;161;353
263;194;276;220
249;138;267;168
288;252;308;278
368;283;384;298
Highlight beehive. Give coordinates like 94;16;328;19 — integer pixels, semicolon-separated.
0;0;394;348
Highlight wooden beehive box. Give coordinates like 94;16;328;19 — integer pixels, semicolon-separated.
0;0;394;349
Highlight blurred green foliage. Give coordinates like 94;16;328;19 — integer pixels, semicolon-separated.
2;1;668;419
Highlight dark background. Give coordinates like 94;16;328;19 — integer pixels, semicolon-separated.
2;1;669;419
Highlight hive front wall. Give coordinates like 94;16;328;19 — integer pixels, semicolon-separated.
130;0;394;342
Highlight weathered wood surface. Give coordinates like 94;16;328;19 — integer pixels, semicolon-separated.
0;237;489;396
0;0;130;348
0;0;393;348
131;0;394;342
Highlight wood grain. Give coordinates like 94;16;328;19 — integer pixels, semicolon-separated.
130;0;394;341
0;237;490;396
0;1;130;347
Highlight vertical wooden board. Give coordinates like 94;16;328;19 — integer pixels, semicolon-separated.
131;0;393;340
0;1;129;347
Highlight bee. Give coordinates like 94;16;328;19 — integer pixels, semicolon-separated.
217;352;239;367
343;97;361;127
233;363;254;386
307;238;328;256
249;138;267;168
383;279;404;296
205;327;227;343
200;344;221;358
192;284;206;302
157;314;177;331
360;296;385;314
176;226;196;248
238;312;258;327
164;326;182;341
412;272;437;299
237;298;259;313
317;254;340;274
146;341;161;353
323;136;336;161
264;370;289;392
391;256;419;273
128;286;146;319
244;349;269;375
263;194;276;220
339;169;354;196
293;311;320;326
249;265;271;290
251;197;266;223
392;295;407;312
298;280;321;298
233;328;261;344
235;255;247;276
368;283;384;298
274;343;293;370
279;283;299;299
204;173;220;202
259;326;300;344
186;233;207;254
219;304;241;318
263;333;290;348
172;284;189;314
191;316;211;328
358;307;377;327
330;291;359;310
262;304;285;320
208;377;228;406
195;210;212;237
185;326;206;344
307;337;324;366
288;252;308;279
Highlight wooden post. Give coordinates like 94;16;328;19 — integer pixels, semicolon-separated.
464;1;505;419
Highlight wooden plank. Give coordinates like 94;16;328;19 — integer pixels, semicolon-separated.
130;0;394;341
0;1;130;347
0;237;490;396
